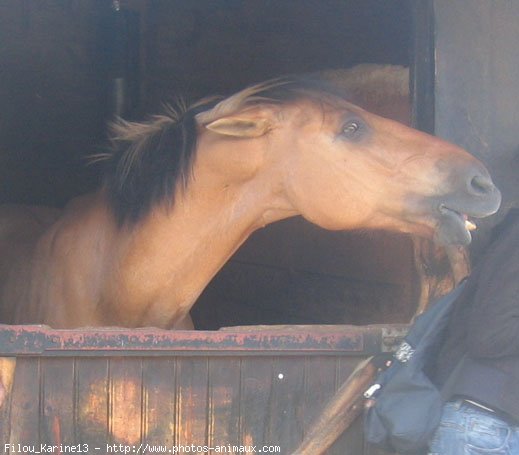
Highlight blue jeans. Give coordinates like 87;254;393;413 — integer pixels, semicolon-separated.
428;400;519;454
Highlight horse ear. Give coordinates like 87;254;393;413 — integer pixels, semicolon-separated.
205;117;271;138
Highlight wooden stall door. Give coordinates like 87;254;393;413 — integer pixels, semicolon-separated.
0;325;404;454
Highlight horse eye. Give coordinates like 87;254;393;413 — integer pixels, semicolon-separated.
342;121;361;138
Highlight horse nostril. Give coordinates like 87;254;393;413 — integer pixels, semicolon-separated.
469;174;495;196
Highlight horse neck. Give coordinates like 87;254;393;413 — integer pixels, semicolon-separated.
108;169;296;328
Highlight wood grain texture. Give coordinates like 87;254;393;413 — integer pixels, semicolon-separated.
1;352;393;453
41;358;75;446
142;358;176;446
8;358;41;446
76;358;110;446
207;357;241;449
175;357;209;447
109;358;143;445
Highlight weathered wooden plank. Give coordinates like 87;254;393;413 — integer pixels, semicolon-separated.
8;357;41;446
239;357;273;448
175;357;209;447
40;358;76;446
207;357;241;451
266;357;306;453
0;324;374;355
326;357;368;455
301;357;342;454
302;357;337;434
142;358;176;446
0;358;15;446
337;357;364;384
0;396;11;446
291;356;376;455
76;358;109;446
109;358;143;446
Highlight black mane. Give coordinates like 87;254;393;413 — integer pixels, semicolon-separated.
102;101;216;226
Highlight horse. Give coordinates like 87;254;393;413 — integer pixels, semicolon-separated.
0;76;501;330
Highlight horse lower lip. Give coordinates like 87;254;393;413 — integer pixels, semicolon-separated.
441;205;477;231
439;206;476;230
435;206;473;245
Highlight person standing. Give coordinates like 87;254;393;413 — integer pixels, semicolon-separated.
428;209;519;454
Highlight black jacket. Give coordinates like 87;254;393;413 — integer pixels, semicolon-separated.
432;209;519;422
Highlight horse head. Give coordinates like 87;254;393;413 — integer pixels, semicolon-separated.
195;78;501;246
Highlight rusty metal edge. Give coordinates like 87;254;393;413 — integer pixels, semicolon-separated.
0;324;408;357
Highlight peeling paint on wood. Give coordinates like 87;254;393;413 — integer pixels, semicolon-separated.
0;324;405;356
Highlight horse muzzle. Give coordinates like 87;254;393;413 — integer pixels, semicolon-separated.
434;170;502;245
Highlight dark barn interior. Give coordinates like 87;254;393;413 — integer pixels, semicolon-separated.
0;0;420;329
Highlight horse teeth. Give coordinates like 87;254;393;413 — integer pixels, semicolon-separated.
465;219;477;231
